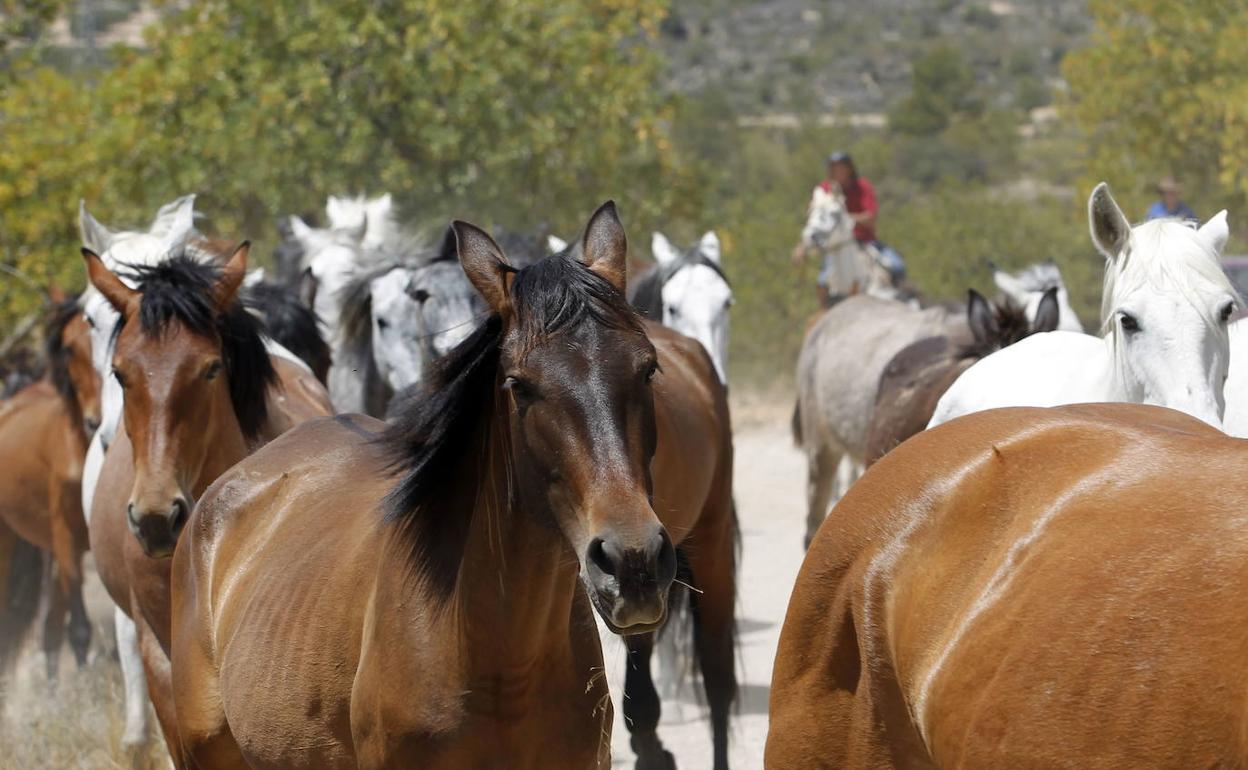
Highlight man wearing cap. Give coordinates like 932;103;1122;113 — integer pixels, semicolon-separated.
1146;177;1196;221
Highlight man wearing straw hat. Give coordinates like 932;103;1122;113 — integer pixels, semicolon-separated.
1146;176;1196;221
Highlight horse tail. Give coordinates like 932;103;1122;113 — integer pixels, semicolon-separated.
791;400;803;447
0;533;46;677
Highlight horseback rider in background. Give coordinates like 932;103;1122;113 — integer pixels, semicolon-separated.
792;151;906;307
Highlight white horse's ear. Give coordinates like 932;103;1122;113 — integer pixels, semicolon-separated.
158;195;197;255
290;215;314;243
79;200;115;254
699;231;721;263
150;194;196;236
370;193;393;216
547;235;568;254
652;232;679;266
325;195;344;224
1198;210;1229;255
1088;182;1131;260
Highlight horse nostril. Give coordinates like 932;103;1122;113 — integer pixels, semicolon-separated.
169;498;190;538
587;537;616;578
655;529;677;587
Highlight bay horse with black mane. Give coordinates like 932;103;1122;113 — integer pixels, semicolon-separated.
82;240;333;763
0;293;101;682
169;202;736;769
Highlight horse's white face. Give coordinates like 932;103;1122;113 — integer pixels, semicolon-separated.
290;216;366;339
1091;183;1237;427
370;262;480;390
802;185;853;251
653;231;732;384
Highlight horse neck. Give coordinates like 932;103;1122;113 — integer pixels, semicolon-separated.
191;384;251;500
385;403;584;703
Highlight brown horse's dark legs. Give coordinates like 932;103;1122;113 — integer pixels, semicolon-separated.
686;510;738;770
67;586;90;667
40;558;67;683
623;633;675;770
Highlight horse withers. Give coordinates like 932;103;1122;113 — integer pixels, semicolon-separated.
769;402;1248;768
0;295;101;683
169;202;736;769
863;287;1060;466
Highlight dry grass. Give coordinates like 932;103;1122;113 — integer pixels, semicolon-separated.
0;653;168;769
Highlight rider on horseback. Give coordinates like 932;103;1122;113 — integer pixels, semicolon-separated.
792;151;906;306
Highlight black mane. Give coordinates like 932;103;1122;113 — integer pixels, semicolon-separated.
379;252;642;600
44;294;83;406
118;256;276;442
244;281;331;383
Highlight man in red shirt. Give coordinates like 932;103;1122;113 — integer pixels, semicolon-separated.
792;151;906;307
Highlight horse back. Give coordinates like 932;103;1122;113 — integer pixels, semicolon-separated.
864;336;972;466
771;403;1248;768
0;381;83;549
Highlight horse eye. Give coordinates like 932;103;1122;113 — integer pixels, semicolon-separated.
1220;301;1236;324
407;286;431;303
204;361;223;381
1119;312;1140;334
644;361;660;383
111;368;126;388
377;317;390;331
668;306;681;318
84;314;95;329
503;375;537;402
724;298;735;309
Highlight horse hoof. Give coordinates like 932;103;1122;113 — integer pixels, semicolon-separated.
634;750;677;770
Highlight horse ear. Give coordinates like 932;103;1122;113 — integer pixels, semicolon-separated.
453;220;512;316
966;289;998;345
290;216;314;243
700;231;721;263
1088;182;1131;260
79;200;115;254
150;194;196;236
1198;210;1229;254
581;201;627;293
1033;287;1061;333
82;248;138;315
435;224;457;262
214;242;250;312
651;232;679;266
991;267;1025;300
547;234;568;254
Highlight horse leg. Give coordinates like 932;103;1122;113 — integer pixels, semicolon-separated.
40;557;67;684
623;632;675;770
48;481;90;668
685;503;738;770
133;601;182;767
116;607;153;769
805;444;839;550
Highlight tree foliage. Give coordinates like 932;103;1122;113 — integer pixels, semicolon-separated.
1063;0;1248;219
0;0;686;329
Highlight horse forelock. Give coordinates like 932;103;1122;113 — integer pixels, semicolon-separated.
118;254;277;442
379;252;643;602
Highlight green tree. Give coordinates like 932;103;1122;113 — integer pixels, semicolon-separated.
0;0;688;330
889;44;982;136
1063;0;1248;216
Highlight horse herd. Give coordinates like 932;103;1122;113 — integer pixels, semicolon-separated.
0;180;1245;769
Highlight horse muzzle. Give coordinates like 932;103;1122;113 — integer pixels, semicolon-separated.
583;524;676;634
126;497;190;558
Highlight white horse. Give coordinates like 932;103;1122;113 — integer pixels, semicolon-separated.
630;230;732;384
992;260;1085;333
799;185;894;301
289;192;397;413
930;183;1237;429
1217;320;1248;437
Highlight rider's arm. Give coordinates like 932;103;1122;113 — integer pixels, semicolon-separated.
852;179;878;228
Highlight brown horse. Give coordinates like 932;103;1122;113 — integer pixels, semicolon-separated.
0;294;101;682
862;287;1060;467
768;401;1248;768
169;202;734;769
83;241;333;762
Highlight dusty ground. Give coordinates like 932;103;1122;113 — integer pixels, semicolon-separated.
0;396;806;769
